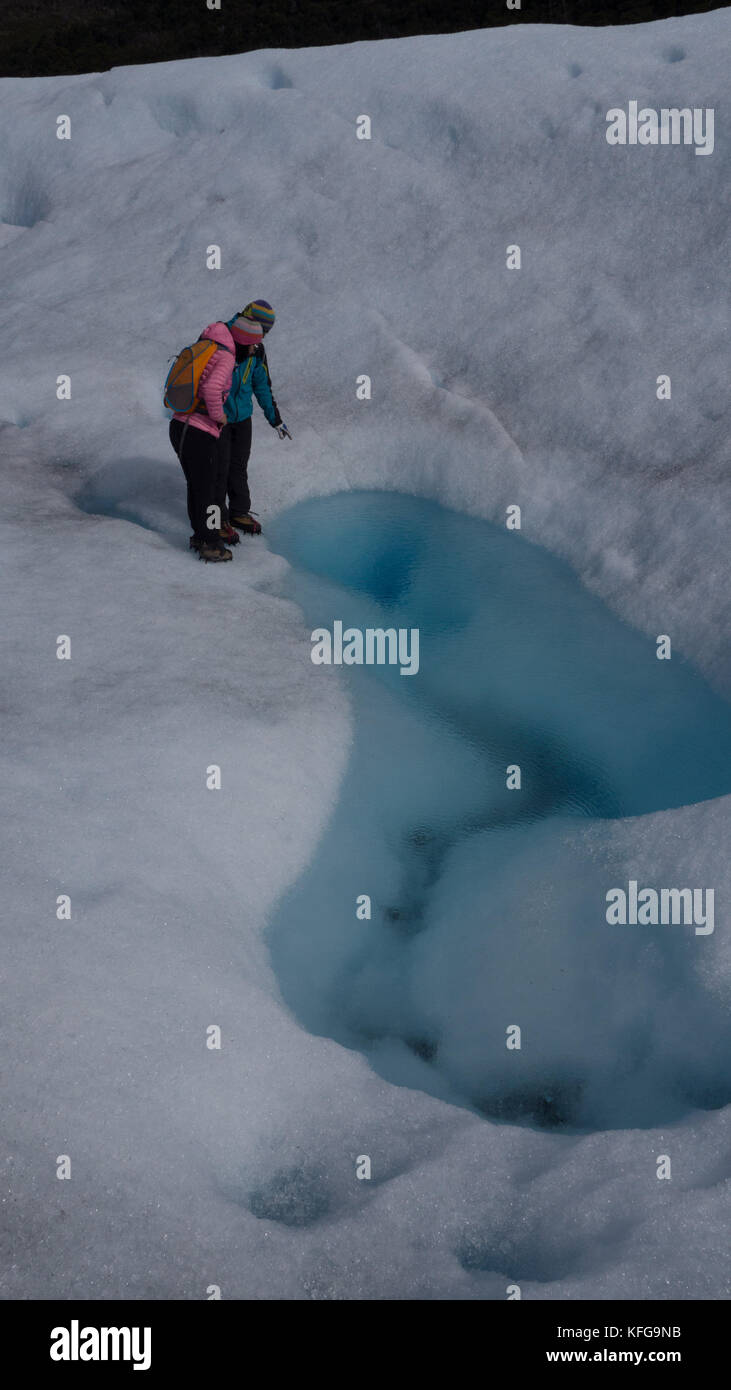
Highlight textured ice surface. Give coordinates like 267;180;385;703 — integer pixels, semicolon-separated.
1;10;730;1299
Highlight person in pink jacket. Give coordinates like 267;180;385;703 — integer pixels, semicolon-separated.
169;321;236;562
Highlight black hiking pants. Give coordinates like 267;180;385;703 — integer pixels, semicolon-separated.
169;419;226;546
218;418;253;521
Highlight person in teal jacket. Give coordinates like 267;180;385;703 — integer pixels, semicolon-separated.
218;300;291;537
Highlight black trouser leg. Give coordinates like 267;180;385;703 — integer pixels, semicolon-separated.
224;418;253;517
169;420;221;546
215;424;232;527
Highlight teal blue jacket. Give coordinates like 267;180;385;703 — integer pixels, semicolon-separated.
224;343;279;426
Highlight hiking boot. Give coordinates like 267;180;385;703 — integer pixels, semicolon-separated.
198;541;233;562
219;523;240;545
230;511;262;535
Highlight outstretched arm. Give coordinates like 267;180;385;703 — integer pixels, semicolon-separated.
251;356;280;427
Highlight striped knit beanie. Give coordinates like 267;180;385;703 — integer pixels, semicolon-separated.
229;314;264;346
242;299;275;333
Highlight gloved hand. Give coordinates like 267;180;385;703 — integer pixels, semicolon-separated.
276;422;292;440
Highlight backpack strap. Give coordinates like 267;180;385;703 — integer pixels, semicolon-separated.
196;334;233;355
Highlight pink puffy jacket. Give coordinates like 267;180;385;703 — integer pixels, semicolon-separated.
172;321;236;438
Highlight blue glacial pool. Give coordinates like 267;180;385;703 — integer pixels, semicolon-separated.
266;491;731;1130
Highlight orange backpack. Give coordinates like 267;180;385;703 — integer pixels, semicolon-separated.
164;337;233;414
